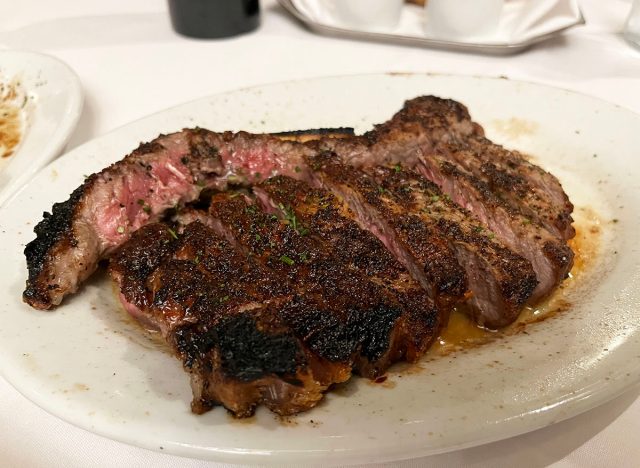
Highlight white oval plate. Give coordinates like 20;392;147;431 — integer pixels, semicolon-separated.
0;74;638;465
0;50;83;206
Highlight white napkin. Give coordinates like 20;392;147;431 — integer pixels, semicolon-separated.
291;0;583;45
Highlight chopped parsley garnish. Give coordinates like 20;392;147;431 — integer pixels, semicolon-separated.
137;199;151;214
255;233;261;241
193;255;200;265
430;195;440;202
294;166;302;173
299;251;309;262
167;228;179;240
279;255;295;266
393;164;402;173
279;203;307;236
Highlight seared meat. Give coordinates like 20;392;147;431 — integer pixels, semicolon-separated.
418;155;573;302
432;139;575;241
207;193;443;377
24;94;577;418
309;154;538;328
312;96;483;167
24;130;222;309
307;153;468;310
254;175;441;357
24;129;312;309
270;127;355;143
110;221;352;417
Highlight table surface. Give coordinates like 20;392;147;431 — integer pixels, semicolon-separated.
1;1;639;466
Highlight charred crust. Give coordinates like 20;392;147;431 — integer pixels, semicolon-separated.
186;129;220;161
131;141;165;157
23;181;89;306
175;313;305;381
271;127;355;137
280;298;401;363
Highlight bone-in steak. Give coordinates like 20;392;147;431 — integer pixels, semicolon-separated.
23;95;576;418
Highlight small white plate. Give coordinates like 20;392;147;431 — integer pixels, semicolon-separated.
0;50;83;206
0;74;638;465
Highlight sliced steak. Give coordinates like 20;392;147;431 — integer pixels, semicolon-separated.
24;129;223;309
362;164;537;328
307;152;468;311
254;175;441;356
110;221;351;417
24;129;313;310
418;154;574;302
208;193;443;378
434;139;575;241
309;153;537;328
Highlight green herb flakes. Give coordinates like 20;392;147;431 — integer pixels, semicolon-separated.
279;255;295;266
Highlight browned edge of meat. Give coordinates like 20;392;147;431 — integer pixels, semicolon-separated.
435;139;575;241
23;128;314;310
254;175;444;359
361;164;538;328
307;151;468;311
418;154;574;303
311;96;484;167
109;221;352;417
207;192;436;379
23;129;224;309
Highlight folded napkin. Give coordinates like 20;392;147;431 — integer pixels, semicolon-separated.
291;0;583;45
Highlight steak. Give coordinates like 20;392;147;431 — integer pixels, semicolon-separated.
253;175;442;359
23;94;576;417
207;192;443;377
110;221;351;416
429;139;575;241
309;153;538;328
418;154;573;302
23;129;313;309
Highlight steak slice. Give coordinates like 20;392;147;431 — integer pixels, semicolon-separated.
208;193;444;378
434;139;575;241
110;221;352;417
309;153;537;328
418;155;574;302
254;175;441;356
23;129;313;310
307;153;468;311
362;164;538;328
24;129;223;309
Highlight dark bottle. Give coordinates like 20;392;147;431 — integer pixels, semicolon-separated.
168;0;260;39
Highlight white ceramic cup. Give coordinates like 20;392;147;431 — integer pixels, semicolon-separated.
424;0;503;40
331;0;404;30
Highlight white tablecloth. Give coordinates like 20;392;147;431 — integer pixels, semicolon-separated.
1;1;639;466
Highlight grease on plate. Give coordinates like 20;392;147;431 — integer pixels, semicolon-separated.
427;204;601;357
0;74;30;160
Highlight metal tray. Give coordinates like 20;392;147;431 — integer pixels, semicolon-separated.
277;0;585;55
